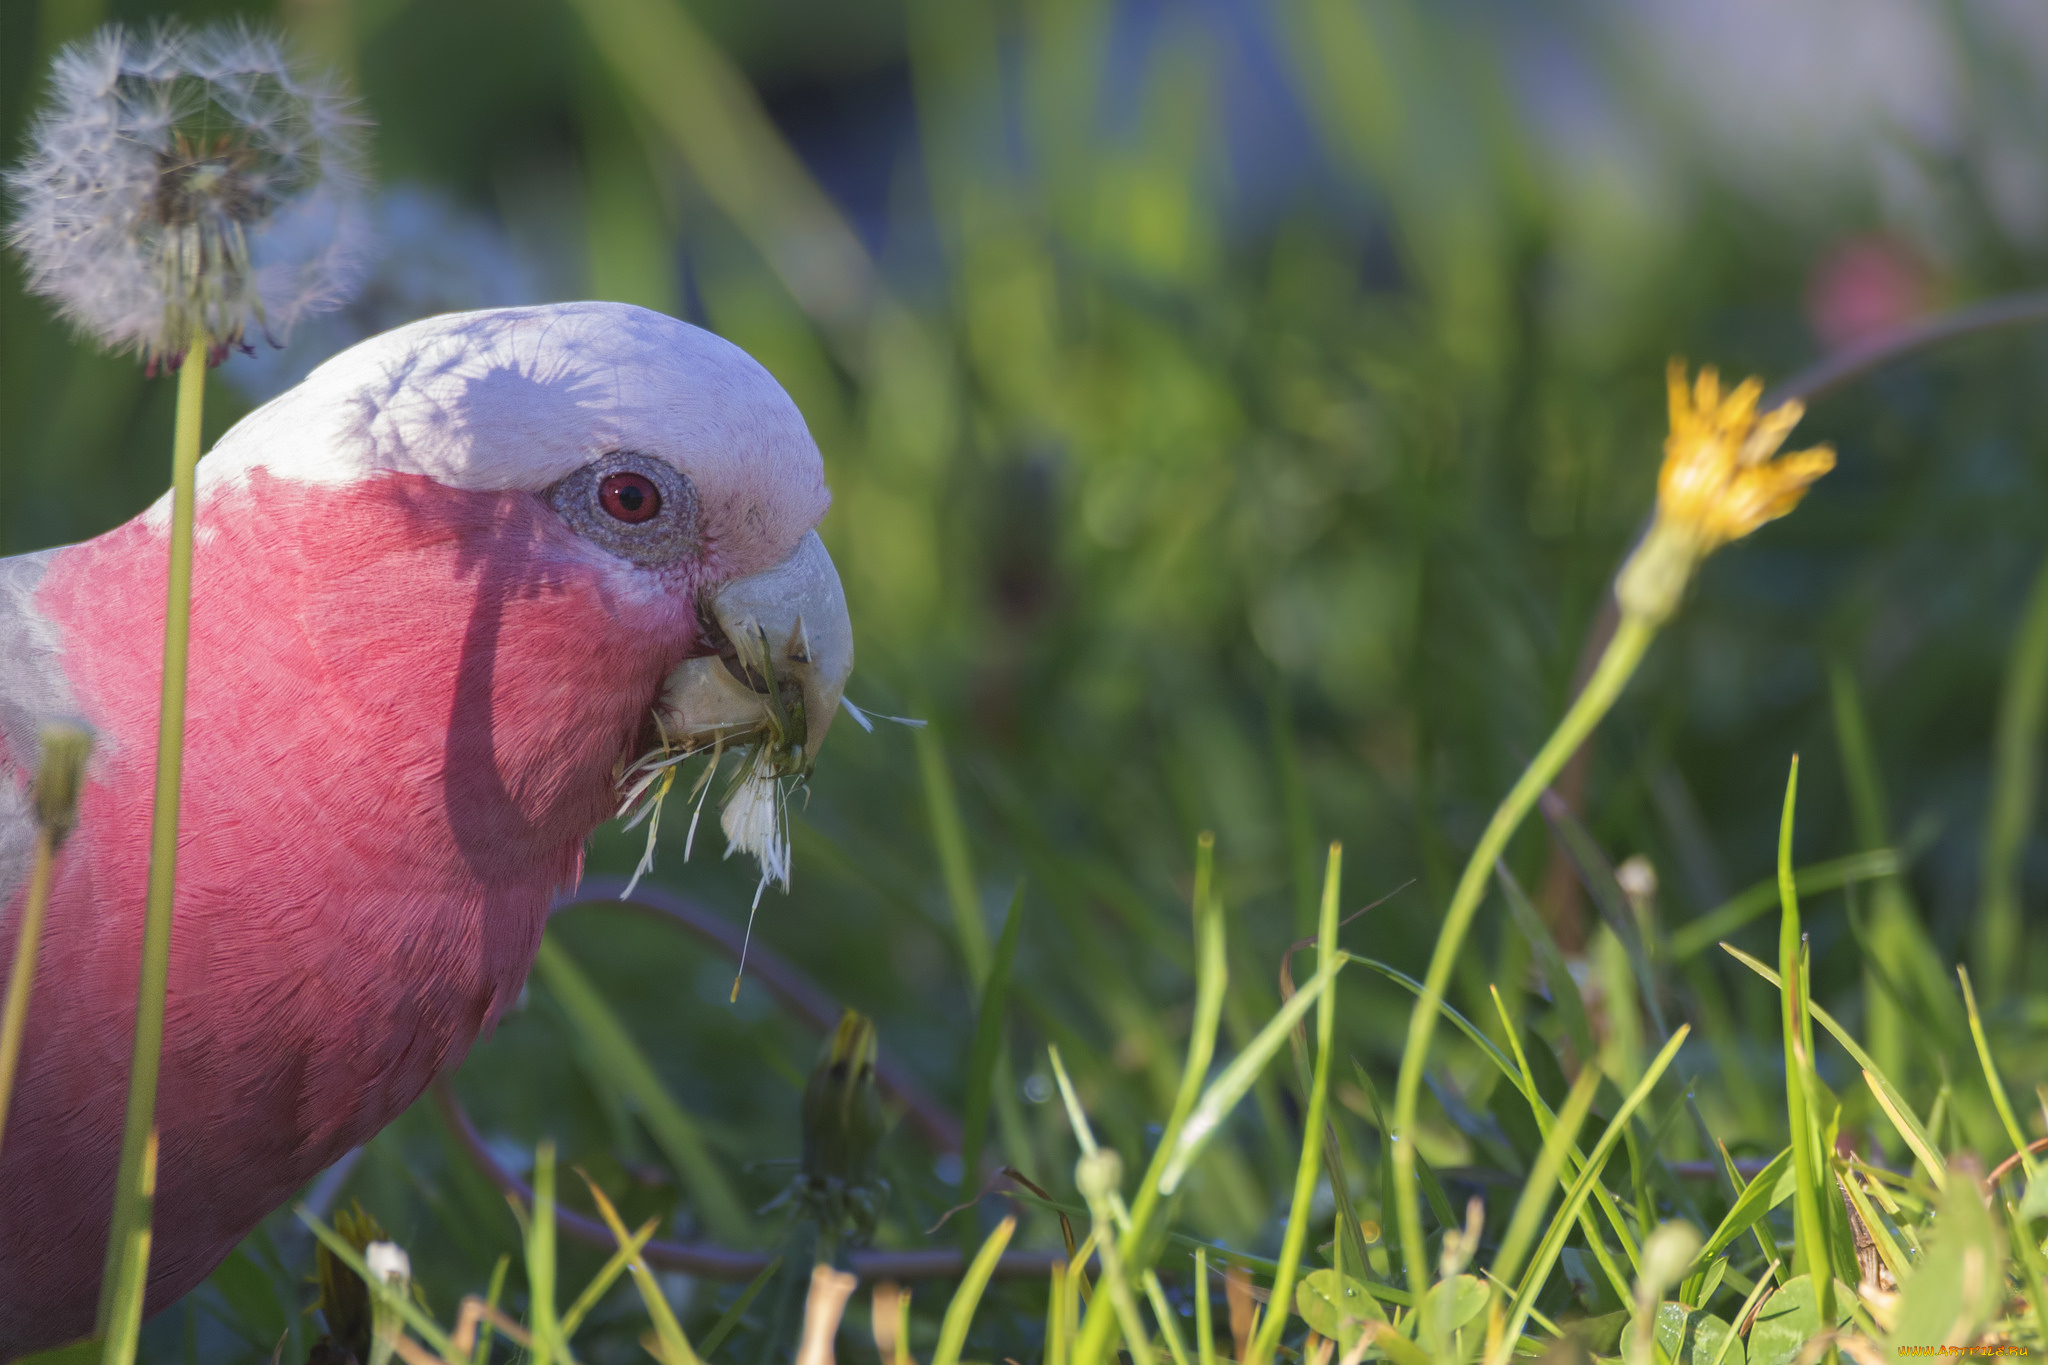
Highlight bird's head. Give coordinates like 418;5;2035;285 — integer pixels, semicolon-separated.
176;301;852;853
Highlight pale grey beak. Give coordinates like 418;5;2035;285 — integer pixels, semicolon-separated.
657;531;853;768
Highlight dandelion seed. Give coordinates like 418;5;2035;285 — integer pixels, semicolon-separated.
617;764;675;900
720;759;792;893
679;743;721;862
1616;359;1837;626
5;22;371;370
840;696;927;733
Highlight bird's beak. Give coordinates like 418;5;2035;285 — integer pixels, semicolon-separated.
656;531;854;771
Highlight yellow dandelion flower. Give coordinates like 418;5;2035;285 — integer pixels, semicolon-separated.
1617;359;1836;625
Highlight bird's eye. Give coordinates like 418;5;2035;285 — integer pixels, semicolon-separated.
600;472;661;523
542;451;700;567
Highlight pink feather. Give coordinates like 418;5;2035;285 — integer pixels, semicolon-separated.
0;470;707;1345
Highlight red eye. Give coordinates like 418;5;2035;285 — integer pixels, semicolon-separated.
599;472;661;524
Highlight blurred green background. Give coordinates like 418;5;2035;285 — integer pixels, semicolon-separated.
4;0;2046;1356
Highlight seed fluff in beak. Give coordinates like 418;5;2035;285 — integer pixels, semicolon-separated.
613;531;857;997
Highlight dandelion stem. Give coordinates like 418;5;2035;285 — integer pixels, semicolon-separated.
98;319;209;1340
1388;614;1654;1299
0;827;55;1158
0;726;89;1159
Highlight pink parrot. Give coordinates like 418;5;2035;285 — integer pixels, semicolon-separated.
0;301;854;1350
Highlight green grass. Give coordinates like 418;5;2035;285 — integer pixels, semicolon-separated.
119;756;2043;1360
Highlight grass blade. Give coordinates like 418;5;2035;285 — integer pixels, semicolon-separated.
1351;1061;1457;1243
470;1255;510;1365
563;0;878;348
1144;1267;1195;1365
960;881;1026;1199
559;1203;656;1338
1827;660;1968;1074
1495;861;1596;1063
1497;1025;1691;1356
1488;1053;1602;1290
1130;834;1228;1217
1958;964;2039;1183
1350;959;1519;1090
1667;850;1904;963
581;1173;703;1365
1048;1043;1101;1158
1974;552;2048;998
532;935;749;1239
1774;758;1831;1324
2007;1197;2048;1346
916;725;991;981
1718;944;1946;1187
1698;1147;1793;1262
933;1215;1017;1365
527;1141;561;1365
1371;961;1636;1282
695;1256;783;1357
1159;954;1344;1194
1708;1259;1779;1365
1251;844;1343;1363
1484;986;1634;1301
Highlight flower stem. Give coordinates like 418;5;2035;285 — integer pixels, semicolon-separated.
0;827;56;1158
98;322;208;1344
1389;613;1655;1298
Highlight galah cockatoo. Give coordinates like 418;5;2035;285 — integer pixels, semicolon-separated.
0;301;853;1350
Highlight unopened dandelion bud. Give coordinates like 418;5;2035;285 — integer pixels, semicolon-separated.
778;1011;888;1249
32;725;93;846
801;1011;884;1192
1076;1149;1123;1203
312;1203;385;1361
1635;1220;1702;1303
1627;1221;1704;1365
1616;360;1835;627
5;22;370;370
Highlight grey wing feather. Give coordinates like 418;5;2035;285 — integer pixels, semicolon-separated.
0;549;88;911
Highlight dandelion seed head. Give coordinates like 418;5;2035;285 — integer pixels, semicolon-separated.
5;22;371;368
